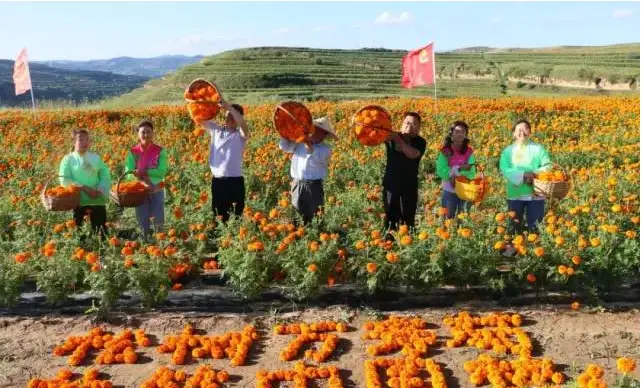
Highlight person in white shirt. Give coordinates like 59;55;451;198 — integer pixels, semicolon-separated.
279;117;337;225
196;100;249;222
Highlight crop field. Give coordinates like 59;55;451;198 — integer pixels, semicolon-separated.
0;95;639;387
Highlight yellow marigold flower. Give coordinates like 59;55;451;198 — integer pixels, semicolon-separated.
617;357;636;374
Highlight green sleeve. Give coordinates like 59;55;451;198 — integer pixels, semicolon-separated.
435;152;451;181
58;155;74;186
125;150;136;174
147;148;168;184
535;145;552;172
460;154;477;179
97;158;112;197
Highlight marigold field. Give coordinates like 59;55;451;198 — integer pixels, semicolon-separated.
0;96;639;387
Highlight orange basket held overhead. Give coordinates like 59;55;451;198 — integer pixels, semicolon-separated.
273;101;315;143
351;105;395;146
184;79;223;122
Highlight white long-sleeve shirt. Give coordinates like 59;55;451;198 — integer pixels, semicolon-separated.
279;138;331;180
204;121;246;177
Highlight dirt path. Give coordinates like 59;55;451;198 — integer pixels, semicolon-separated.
441;74;635;91
0;307;638;388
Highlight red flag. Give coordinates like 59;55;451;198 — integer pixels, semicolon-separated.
401;42;435;88
13;48;32;96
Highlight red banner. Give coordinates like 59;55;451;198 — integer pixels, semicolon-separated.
401;43;435;88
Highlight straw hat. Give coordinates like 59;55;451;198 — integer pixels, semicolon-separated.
313;117;338;139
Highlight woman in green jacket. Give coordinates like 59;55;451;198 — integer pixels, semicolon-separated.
436;120;477;219
499;119;552;242
125;120;169;239
59;129;112;235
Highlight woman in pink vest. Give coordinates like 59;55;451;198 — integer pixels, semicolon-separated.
124;120;169;239
436;121;477;219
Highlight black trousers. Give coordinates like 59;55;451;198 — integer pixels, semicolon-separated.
73;205;108;235
291;179;324;225
383;187;418;231
211;176;245;222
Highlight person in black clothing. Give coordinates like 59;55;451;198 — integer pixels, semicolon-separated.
382;111;427;231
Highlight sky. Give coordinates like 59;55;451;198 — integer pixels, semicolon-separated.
0;1;639;61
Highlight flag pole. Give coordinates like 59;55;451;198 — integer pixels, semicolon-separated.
28;64;35;114
29;88;36;114
432;42;437;114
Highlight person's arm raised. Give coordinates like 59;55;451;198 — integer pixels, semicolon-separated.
220;100;249;139
391;134;421;159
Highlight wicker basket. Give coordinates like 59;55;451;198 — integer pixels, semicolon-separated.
184;79;223;121
273;101;314;143
454;165;489;203
533;164;571;200
110;171;151;208
351;104;395;146
40;176;81;211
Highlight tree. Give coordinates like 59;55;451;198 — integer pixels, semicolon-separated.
482;53;508;95
538;66;553;84
624;74;638;89
507;66;527;79
577;67;594;84
607;73;621;85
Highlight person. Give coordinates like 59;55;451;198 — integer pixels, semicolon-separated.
499;119;552;255
436;121;477;219
279;117;337;225
196;100;249;222
382;112;427;231
124;120;169;239
58;129;112;235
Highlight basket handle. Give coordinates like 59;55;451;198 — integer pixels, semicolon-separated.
351;105;396;134
275;104;314;136
185;98;220;104
116;170;150;195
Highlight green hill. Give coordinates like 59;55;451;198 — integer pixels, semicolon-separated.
107;44;640;106
0;60;148;107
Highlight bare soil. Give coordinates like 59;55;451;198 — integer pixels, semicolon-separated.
0;306;638;388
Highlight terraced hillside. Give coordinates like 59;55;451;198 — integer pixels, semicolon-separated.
106;44;640;105
0;60;148;107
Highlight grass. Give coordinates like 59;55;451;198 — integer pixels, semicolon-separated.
104;45;640;107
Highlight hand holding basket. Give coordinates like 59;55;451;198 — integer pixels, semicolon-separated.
273;101;315;143
110;171;151;208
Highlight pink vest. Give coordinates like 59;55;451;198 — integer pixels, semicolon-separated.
441;146;474;193
131;143;162;176
443;146;474;167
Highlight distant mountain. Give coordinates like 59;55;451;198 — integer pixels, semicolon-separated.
0;61;148;107
37;55;205;78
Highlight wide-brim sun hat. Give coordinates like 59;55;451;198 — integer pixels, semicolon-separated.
313;117;338;139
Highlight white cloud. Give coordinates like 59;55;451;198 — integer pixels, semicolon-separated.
375;11;413;25
312;26;337;32
612;9;632;18
490;16;503;24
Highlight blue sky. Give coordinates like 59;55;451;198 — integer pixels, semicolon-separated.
1;1;639;61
